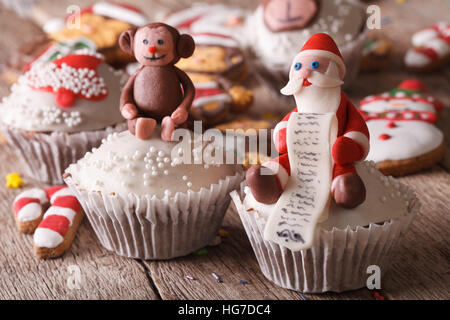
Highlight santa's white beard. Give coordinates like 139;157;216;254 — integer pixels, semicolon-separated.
281;70;343;114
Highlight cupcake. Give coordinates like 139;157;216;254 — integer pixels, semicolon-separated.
64;128;244;259
232;161;418;293
0;51;126;184
245;0;367;87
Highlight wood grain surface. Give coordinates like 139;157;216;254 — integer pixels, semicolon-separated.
0;0;448;300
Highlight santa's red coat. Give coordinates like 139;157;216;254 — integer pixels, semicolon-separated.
265;91;370;191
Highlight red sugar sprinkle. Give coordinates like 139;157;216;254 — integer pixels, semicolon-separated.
378;133;391;140
386;122;397;129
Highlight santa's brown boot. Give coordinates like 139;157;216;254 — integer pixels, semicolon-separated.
332;173;366;209
246;165;282;204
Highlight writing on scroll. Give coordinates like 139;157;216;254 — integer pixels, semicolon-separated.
263;112;336;251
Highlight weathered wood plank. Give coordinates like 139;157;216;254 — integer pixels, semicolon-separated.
0;148;159;299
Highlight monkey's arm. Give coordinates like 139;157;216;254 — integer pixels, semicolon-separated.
172;67;195;125
120;73;138;120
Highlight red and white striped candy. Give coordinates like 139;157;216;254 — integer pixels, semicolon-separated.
13;188;49;222
33;186;81;248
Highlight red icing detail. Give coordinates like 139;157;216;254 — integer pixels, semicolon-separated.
14;198;40;214
110;2;142;13
38;215;70;237
299;33;343;59
45;186;67;200
415;47;439;61
386;121;397;128
358;109;438;124
397;79;426;92
52;196;81;212
378;133;391;141
148;46;157;54
195;87;225;98
53;54;103;69
55;88;77;107
173;13;205;30
303;79;312;87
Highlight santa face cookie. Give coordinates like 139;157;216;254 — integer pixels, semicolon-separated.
44;2;148;67
405;22;450;72
359;80;445;176
246;0;366;81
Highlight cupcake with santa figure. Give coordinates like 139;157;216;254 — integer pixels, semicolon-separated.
0;50;127;184
231;33;418;293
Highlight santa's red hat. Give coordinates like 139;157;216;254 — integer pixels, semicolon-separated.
298;33;346;78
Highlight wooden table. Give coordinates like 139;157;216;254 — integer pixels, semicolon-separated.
0;0;448;300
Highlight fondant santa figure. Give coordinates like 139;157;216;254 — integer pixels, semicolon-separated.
246;33;370;208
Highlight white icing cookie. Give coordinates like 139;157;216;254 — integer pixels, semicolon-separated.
365;119;443;163
246;0;365;73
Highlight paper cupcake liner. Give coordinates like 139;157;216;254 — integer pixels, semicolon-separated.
0;123;127;185
230;180;418;293
64;170;245;260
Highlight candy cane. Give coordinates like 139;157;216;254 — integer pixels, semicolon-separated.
13;188;49;234
33;186;84;259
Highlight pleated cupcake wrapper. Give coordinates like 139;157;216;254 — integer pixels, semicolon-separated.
230;180;419;293
64;170;244;260
0;123;126;185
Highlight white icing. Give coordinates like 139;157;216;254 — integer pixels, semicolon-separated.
404;49;431;67
92;2;148;26
33;228;64;248
17;202;42;222
43;18;66;34
365;120;443;162
412;28;439;47
50;187;75;204
360;99;436;113
43;206;76;227
193;34;239;48
14;188;48;204
246;0;365;73
427;38;450;56
0;63;125;133
65;129;239;198
243;161;409;230
263;113;337;251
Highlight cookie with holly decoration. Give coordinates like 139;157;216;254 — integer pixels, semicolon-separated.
359;79;445;176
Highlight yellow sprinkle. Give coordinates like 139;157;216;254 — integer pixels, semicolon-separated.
5;173;24;189
218;229;229;238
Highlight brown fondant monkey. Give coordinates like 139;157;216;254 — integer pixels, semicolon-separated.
119;23;195;140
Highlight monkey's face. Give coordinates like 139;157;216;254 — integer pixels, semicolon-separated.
133;26;175;66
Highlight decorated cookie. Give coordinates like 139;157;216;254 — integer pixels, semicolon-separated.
246;0;366;85
176;33;254;126
164;3;249;39
45;2;149;67
359;79;445;176
360;37;393;72
118;23;195;141
64;128;243;259
405;22;450;72
33;186;84;259
13;188;49;234
0;51;126;184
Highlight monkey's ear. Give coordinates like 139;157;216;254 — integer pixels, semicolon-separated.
119;28;137;55
177;34;195;59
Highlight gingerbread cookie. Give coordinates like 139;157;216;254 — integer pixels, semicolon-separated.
33;186;84;259
405;22;450;72
359;80;445;176
45;2;148;68
361;37;393;72
176;33;253;126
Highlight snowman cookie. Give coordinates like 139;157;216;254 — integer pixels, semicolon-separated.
359;79;445;176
